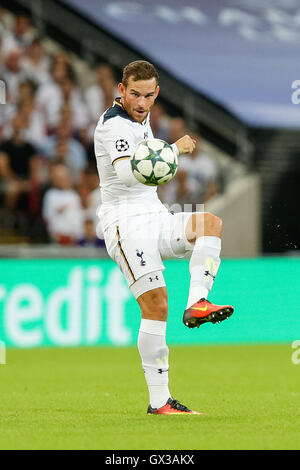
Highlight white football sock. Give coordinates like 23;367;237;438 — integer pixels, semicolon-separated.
187;236;221;309
137;318;171;409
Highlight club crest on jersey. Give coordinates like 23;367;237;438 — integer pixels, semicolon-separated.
116;139;129;152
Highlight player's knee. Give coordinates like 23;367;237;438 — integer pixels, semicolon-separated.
139;288;168;321
203;212;222;237
148;291;168;321
186;212;222;242
150;304;168;322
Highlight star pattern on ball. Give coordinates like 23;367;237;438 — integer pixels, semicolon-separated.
131;139;178;186
115;139;129;152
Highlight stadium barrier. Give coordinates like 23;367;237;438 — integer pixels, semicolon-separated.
206;174;261;257
0;257;298;348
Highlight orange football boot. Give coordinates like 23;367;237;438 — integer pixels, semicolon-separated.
183;298;234;329
147;398;203;415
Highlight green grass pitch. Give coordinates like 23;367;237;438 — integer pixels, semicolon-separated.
0;344;299;450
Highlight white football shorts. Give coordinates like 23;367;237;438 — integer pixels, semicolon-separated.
100;211;194;299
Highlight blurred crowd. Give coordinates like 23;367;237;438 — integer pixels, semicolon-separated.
0;8;222;246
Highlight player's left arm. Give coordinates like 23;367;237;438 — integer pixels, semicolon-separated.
174;135;196;155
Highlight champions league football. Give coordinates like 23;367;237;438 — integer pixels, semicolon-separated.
130;139;178;186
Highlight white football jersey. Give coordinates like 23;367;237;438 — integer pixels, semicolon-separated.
94;98;167;230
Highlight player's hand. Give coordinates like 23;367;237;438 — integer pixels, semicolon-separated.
174;135;196;155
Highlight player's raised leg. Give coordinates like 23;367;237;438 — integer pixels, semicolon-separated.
136;283;202;414
183;212;234;329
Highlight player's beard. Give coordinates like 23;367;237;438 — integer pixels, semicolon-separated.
133;109;148;122
122;98;148;123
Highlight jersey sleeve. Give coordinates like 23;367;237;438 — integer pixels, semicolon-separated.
94;117;139;187
101;118;136;166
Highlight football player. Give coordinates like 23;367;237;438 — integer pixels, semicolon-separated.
94;60;234;415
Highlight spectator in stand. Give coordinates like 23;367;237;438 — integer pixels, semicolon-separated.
0;27;17;133
158;116;187;207
0;22;10;65
54;50;70;68
60;102;73;124
76;164;104;243
17;79;47;146
39;119;87;184
36;54;74;130
0;30;3;64
11;11;34;51
0;7;11;37
0;112;39;212
0;26;14;60
177;134;221;206
1;48;26;104
0;78;47;148
150;101;170;141
85;64;118;135
0;10;33;56
42;163;84;244
168;116;186;144
60;71;89;133
77;163;101;230
77;218;104;247
97;65;118;111
20;38;50;86
0;78;16;142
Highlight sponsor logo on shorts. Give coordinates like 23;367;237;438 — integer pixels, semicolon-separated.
149;275;159;282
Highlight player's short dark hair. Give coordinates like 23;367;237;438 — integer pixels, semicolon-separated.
122;60;159;87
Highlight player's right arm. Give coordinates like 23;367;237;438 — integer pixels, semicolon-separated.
173;135;196;155
94;119;139;188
